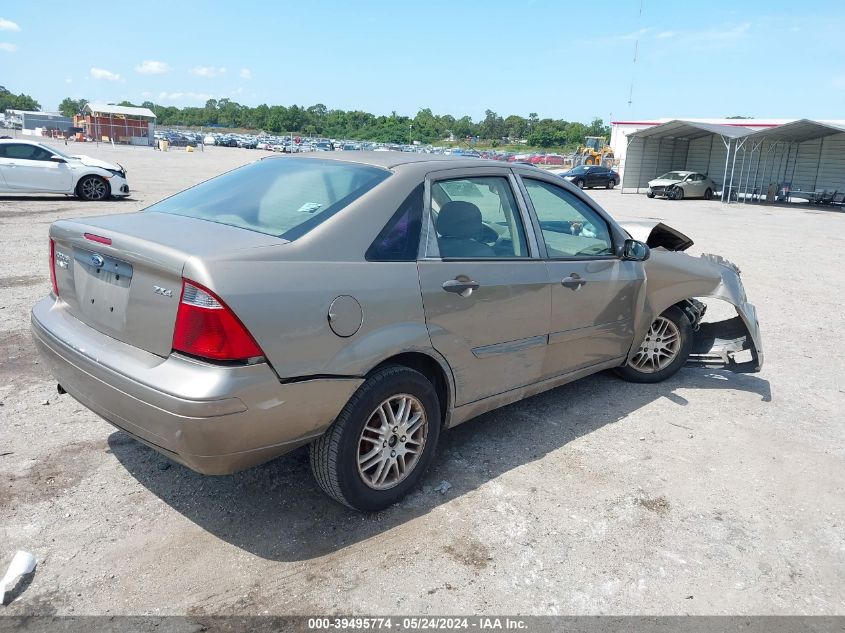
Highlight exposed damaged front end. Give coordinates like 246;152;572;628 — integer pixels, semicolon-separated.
677;296;763;373
622;221;764;373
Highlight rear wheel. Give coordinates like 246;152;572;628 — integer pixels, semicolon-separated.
77;175;110;201
310;366;440;511
606;178;616;189
614;306;692;383
704;188;713;200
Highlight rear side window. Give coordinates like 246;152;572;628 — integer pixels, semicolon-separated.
0;143;53;160
366;184;423;261
146;158;390;240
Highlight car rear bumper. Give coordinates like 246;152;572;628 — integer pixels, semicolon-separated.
31;296;362;474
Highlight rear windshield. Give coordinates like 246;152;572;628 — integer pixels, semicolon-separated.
145;157;390;240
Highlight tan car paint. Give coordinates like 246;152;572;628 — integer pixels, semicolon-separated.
31;153;762;475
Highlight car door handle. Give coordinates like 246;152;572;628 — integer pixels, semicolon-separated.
442;277;480;296
561;273;587;290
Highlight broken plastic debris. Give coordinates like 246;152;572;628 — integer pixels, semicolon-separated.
0;551;36;605
434;481;452;495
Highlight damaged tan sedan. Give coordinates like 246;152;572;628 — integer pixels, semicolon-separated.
31;154;762;511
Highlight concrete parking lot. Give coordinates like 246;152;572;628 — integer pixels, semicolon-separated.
1;141;843;615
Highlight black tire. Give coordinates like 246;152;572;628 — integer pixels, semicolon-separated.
310;365;441;511
614;306;693;384
671;186;684;201
647;192;655;198
704;188;713;200
575;179;585;189
76;175;110;201
606;178;616;189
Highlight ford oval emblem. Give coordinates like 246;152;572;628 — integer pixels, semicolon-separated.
90;254;105;268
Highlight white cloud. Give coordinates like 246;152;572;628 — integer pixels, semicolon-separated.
90;67;121;81
657;31;674;39
135;60;170;75
190;66;226;78
689;22;751;42
0;18;20;32
616;28;650;41
239;68;252;80
0;42;17;52
157;91;213;102
65;78;72;84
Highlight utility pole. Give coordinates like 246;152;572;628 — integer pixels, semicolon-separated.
409;124;412;145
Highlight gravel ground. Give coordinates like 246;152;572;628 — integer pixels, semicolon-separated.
1;140;843;616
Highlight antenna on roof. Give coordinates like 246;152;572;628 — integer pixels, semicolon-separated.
628;0;643;107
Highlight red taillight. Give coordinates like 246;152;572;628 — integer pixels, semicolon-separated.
172;280;263;361
49;239;59;296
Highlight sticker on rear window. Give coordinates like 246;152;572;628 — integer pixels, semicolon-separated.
297;202;322;214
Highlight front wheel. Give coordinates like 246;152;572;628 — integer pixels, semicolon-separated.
77;175;110;201
310;366;440;511
614;306;692;383
671;186;685;201
575;179;585;189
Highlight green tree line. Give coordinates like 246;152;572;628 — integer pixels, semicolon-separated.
0;86;41;112
59;97;609;148
2;86;609;148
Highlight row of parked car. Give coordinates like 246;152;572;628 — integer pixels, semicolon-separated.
154;130;584;165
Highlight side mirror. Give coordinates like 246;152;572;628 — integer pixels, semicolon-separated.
50;156;66;163
622;239;650;261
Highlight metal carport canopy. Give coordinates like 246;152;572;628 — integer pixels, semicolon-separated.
742;118;845;142
728;119;845;204
627;119;755;141
621;120;756;196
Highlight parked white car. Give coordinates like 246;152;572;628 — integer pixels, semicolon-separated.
647;171;717;201
0;140;130;201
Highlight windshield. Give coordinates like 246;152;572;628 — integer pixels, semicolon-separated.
44;145;73;159
567;166;589;174
146;158;390;240
658;172;688;180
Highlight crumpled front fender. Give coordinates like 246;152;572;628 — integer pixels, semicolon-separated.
631;250;763;372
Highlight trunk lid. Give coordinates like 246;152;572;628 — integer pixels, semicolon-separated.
50;212;285;357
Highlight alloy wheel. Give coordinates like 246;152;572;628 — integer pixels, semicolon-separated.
81;177;107;201
357;394;427;490
629;316;681;373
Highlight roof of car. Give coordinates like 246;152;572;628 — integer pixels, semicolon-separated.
263;151;505;170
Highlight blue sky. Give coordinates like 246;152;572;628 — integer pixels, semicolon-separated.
1;0;844;122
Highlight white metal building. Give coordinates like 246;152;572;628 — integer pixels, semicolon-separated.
609;118;791;170
617;118;845;203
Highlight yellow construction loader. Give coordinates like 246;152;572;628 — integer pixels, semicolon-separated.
576;136;614;166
